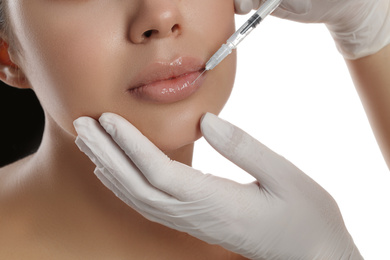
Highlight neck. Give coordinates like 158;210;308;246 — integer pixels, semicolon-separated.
33;114;195;190
12;115;241;259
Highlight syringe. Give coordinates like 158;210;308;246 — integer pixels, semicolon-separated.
192;0;283;85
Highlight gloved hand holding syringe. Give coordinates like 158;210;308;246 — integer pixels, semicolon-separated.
191;0;283;85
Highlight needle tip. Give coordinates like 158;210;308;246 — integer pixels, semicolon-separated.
191;69;206;86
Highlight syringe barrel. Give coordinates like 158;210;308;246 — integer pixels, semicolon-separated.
205;43;233;71
205;0;282;71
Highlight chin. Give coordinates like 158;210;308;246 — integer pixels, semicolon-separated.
153;131;202;153
136;110;204;153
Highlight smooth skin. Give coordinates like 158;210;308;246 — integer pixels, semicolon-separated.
345;44;390;169
0;0;244;259
0;0;389;259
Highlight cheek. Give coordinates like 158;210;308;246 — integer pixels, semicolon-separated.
186;0;236;50
15;6;130;135
26;38;114;136
13;0;237;151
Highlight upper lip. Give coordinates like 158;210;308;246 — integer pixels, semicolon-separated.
128;57;205;90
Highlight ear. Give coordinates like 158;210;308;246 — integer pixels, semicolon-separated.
0;39;30;89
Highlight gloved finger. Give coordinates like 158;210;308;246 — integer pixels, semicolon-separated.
94;167;140;209
234;0;255;14
74;117;174;203
201;113;302;195
76;136;140;208
94;168;194;233
75;136;173;216
75;115;248;232
75;136;135;205
75;136;105;169
277;0;312;16
93;167;176;221
95;167;234;243
234;0;311;16
98;113;227;202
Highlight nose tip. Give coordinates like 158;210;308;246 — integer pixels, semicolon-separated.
129;4;182;44
142;23;180;41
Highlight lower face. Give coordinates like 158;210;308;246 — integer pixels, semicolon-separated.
8;0;236;152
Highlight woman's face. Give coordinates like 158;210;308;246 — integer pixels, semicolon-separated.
8;0;236;151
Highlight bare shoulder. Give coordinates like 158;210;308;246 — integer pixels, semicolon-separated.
0;156;44;259
0;157;31;211
0;157;27;199
0;158;250;260
0;155;35;200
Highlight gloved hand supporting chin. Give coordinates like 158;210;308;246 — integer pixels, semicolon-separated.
74;112;363;260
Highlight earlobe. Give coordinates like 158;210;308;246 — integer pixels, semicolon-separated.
0;39;30;89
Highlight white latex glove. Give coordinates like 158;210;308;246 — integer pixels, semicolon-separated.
74;112;362;260
234;0;390;60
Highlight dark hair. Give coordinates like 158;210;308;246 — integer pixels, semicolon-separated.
0;0;45;167
0;1;18;54
0;1;12;51
0;1;8;37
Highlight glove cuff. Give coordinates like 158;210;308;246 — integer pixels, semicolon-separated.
326;0;390;60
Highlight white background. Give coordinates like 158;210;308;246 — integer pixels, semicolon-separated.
193;15;390;259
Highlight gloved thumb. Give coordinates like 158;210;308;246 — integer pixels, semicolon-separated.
200;113;301;195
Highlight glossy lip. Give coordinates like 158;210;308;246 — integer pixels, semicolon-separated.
127;57;206;104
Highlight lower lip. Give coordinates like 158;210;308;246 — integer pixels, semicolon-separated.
128;71;206;104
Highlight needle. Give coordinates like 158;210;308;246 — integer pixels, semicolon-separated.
191;69;206;85
189;0;282;86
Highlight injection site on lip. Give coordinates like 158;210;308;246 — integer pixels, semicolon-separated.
190;0;282;86
127;56;207;103
191;69;206;86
